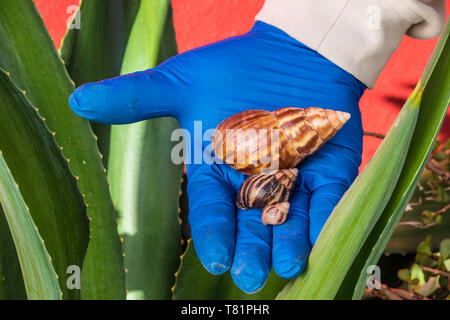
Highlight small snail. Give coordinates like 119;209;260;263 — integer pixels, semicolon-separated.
236;168;298;210
211;107;350;225
262;202;290;226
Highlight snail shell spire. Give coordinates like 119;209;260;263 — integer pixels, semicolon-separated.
273;107;350;158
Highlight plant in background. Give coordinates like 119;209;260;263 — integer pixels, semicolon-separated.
404;138;449;228
62;0;184;300
355;139;449;300
365;236;449;300
386;139;449;254
399;236;450;299
0;0;448;300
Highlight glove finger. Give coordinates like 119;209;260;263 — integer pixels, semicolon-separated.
187;165;237;275
230;207;272;294
272;189;311;278
69;65;184;124
309;183;349;245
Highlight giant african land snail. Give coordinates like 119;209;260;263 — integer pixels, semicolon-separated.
211;107;350;225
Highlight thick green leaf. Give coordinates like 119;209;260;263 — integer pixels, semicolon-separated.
338;20;450;300
173;242;289;300
0;69;89;299
0;204;26;300
60;0;140;166
61;0;134;85
277;79;421;300
108;0;184;300
0;0;125;299
0;152;61;300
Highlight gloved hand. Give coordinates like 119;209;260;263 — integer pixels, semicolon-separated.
69;21;366;293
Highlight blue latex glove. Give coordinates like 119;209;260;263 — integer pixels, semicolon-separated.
69;21;366;293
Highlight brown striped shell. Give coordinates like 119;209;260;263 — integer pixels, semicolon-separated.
236;168;298;210
211;107;350;175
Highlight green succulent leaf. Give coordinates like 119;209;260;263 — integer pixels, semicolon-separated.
410;264;426;287
421;210;436;226
397;268;411;283
417;235;433;256
61;0;137;85
0;152;61;300
173;242;289;300
0;0;125;299
107;0;184;299
0;205;26;300
443;259;450;272
60;0;140;166
0;69;89;299
416;254;439;269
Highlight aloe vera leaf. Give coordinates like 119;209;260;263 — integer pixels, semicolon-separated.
60;0;132;84
0;205;26;300
338;20;450;300
277;80;421;300
0;152;61;300
0;69;89;299
60;0;140;166
0;1;125;299
107;0;184;300
173;241;289;300
60;0;141;83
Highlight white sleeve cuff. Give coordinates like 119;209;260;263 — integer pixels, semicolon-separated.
256;0;446;89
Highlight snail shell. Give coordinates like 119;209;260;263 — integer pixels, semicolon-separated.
212;107;350;175
236;168;298;210
261;202;290;226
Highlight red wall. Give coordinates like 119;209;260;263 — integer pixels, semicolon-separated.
34;0;449;169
